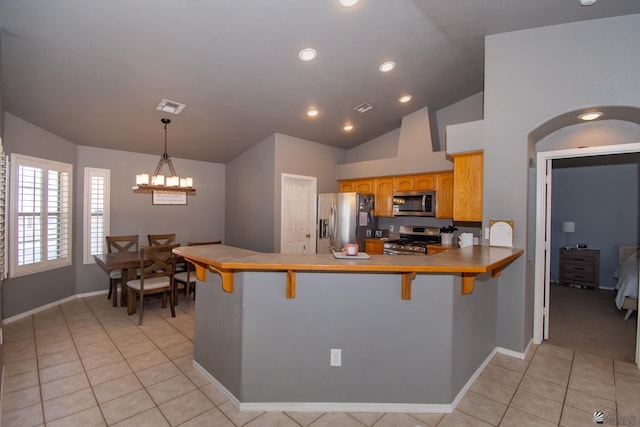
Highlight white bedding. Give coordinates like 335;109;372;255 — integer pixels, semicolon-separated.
615;248;639;310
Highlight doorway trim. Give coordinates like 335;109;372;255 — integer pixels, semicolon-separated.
533;142;640;352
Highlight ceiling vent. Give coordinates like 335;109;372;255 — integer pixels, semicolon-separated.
354;102;373;114
156;98;187;115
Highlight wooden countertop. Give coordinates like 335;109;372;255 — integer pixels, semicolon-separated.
174;244;523;300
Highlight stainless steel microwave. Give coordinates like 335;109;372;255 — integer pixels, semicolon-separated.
392;191;436;216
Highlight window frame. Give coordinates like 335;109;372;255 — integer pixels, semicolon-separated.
83;167;110;264
9;153;73;278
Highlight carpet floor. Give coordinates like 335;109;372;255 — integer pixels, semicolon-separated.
548;283;637;362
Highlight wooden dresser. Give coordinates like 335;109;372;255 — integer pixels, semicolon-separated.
559;248;600;289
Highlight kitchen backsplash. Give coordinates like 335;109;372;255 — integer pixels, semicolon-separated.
377;216;482;239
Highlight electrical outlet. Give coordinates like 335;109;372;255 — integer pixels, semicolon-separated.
330;348;341;366
484;227;489;240
389;225;394;232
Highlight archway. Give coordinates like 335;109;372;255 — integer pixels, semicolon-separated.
529;106;640;363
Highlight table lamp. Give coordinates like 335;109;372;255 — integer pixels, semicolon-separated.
561;221;575;249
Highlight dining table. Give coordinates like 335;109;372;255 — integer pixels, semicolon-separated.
93;251;142;309
94;248;185;312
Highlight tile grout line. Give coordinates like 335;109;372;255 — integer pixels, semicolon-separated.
85;295;177;426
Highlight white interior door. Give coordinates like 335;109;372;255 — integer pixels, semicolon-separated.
280;174;317;254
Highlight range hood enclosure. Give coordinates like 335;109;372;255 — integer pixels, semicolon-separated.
336;106;453;179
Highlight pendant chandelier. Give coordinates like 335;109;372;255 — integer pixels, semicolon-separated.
132;118;195;194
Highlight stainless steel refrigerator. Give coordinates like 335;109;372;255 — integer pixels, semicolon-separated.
316;192;377;254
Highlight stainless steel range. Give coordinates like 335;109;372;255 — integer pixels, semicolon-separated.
383;225;441;255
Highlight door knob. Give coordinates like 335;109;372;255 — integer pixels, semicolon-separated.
306;234;311;238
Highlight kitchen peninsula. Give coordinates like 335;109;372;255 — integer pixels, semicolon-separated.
174;244;523;412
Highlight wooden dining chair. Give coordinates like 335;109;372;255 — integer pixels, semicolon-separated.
174;241;221;313
105;235;139;307
147;233;176;247
126;244;178;325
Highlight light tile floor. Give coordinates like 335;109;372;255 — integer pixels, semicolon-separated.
3;293;640;426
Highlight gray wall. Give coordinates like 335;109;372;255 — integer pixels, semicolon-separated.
452;274;498;394
447;14;640;351
3;114;78;317
2;113;226;318
551;160;639;287
346;128;400;163
436;92;484;152
75;145;226;294
226;132;346;253
225;134;277;253
195;270;502;404
273;133;346;252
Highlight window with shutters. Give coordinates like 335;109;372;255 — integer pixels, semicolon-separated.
83;167;110;264
9;154;73;277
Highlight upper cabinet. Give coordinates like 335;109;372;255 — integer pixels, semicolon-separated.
392;176;413;192
339;172;453;218
435;172;454;219
413;174;435;191
452;151;483;222
339;179;374;194
392;174;434;192
373;177;393;217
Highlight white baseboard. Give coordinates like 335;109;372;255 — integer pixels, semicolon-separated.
497;339;532;360
2;290;109;325
239;401;452;414
192;360;241;408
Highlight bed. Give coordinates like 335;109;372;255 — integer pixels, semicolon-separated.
614;245;639;320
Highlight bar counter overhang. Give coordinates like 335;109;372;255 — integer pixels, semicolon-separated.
174;244;523;413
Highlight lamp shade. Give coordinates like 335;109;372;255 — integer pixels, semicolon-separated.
561;221;575;233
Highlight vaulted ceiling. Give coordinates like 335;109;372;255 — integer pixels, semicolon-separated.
1;0;639;163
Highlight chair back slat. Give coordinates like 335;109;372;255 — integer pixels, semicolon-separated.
106;235;138;253
148;233;176;247
140;244;178;278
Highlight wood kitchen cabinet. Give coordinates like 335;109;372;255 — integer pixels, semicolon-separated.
339;179;374;194
453;151;483;222
392;174;435;192
392;176;414;192
339;171;455;219
373;177;393;217
413;174;435;190
435;172;454;219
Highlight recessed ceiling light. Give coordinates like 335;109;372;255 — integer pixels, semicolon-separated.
298;48;317;62
579;0;597;6
379;61;396;73
306;108;319;117
338;0;359;7
156;98;187;115
343;123;354;132
578;111;603;121
399;95;412;103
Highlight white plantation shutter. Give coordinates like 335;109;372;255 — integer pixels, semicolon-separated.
0;154;7;279
9;154;73;277
83;168;110;263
